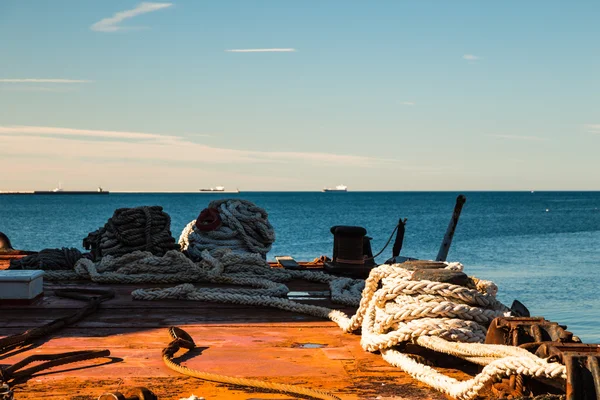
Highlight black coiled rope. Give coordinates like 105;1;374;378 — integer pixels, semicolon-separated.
83;206;179;260
9;248;87;270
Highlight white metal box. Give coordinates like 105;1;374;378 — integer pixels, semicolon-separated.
0;270;44;303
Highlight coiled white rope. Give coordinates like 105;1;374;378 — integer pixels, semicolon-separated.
41;248;364;310
179;199;275;260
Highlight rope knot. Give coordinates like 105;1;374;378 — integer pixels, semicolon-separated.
169;326;196;348
163;326;196;358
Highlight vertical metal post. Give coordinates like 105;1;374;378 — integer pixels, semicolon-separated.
392;218;407;259
588;356;600;400
565;354;579;400
435;195;466;262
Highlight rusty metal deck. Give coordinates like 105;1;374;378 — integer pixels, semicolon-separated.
0;253;489;400
0;276;487;400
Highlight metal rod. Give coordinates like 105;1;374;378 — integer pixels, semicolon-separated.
435;195;466;262
392;218;407;258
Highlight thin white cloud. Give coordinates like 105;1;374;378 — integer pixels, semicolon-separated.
463;54;480;61
401;101;415;106
0;79;92;83
91;2;173;32
0;125;398;168
584;124;600;133
0;87;79;93
488;134;547;142
225;48;296;53
0;125;181;142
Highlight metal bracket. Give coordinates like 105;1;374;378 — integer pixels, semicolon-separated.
485;317;577;346
534;343;600;400
485;317;590;398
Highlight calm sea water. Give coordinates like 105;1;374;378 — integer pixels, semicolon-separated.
1;191;599;342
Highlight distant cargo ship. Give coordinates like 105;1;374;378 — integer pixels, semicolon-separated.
0;185;109;195
199;186;240;194
322;185;348;192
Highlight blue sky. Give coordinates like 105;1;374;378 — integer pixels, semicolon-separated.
0;1;599;191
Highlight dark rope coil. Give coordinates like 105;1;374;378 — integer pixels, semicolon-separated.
8;248;88;270
83;206;180;261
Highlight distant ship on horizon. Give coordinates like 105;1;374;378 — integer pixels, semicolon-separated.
36;182;109;195
322;184;348;192
0;183;109;195
199;186;240;194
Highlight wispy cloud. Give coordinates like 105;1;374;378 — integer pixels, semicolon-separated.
488;134;547;142
225;48;296;53
0;125;181;142
400;101;415;106
0;125;393;167
584;124;600;133
0;87;79;93
91;2;173;32
463;54;480;61
0;79;92;83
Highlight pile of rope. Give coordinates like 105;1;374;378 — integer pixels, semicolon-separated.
131;249;363;308
179;199;275;261
9;248;88;270
333;264;566;399
41;250;197;283
83;206;179;261
41;248;363;310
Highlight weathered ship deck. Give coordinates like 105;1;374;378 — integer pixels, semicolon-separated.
0;257;485;400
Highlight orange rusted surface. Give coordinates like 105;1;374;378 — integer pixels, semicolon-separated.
1;278;487;400
0;252;28;270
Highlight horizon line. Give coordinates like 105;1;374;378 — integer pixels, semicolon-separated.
3;189;600;194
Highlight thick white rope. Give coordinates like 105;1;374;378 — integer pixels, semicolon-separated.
42;248;364;310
